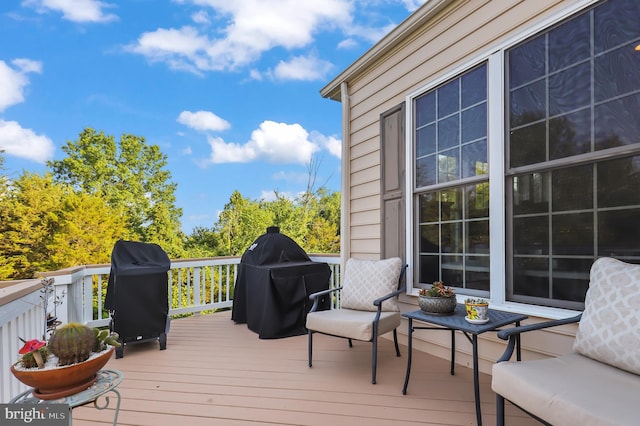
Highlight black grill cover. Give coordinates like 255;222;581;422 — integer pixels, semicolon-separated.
232;227;331;338
105;240;171;351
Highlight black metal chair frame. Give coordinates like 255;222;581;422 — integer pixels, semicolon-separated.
307;263;407;384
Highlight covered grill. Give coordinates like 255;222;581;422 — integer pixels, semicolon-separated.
232;227;332;339
105;239;171;358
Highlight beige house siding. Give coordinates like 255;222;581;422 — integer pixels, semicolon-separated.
325;0;592;373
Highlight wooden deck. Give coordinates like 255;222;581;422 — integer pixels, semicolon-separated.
72;311;536;425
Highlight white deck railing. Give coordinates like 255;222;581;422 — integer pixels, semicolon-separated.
0;254;341;402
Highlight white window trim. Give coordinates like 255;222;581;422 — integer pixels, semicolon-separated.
403;0;604;319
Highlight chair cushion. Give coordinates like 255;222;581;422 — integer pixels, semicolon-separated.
305;309;401;342
340;257;402;312
492;353;640;426
573;257;640;375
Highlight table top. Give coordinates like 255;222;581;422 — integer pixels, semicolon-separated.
403;305;528;334
10;369;124;407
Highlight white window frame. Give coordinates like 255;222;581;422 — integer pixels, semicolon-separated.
405;0;599;319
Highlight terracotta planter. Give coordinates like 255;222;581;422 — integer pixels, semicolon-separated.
418;295;457;314
10;346;114;400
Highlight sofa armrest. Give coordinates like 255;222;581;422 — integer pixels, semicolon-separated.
496;314;582;362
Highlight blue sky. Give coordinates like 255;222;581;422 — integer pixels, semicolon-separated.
0;0;424;234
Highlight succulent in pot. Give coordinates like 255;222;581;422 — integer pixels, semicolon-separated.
418;281;457;314
11;323;121;400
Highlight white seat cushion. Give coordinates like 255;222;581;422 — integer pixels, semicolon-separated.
492;353;640;426
340;257;402;312
573;257;640;375
306;309;401;342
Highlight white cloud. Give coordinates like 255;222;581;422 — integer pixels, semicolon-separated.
310;131;341;160
177;110;231;132
128;0;352;75
191;10;210;25
0;120;54;163
271;55;334;81
206;120;320;165
400;0;427;12
22;0;118;23
337;38;357;49
0;59;42;112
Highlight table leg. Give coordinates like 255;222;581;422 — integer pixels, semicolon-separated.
94;388;122;426
450;329;455;375
402;318;413;394
516;320;522;361
472;334;482;426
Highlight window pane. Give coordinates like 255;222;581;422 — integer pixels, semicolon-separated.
462;103;486;143
598;209;640;257
419;192;439;222
598;156;640;208
508;35;545;88
594;0;640;54
438;80;459;117
468;220;489;253
420;224;440;252
549;108;592;160
549;63;591;116
551;258;591;302
595;44;640;103
415;91;436;127
466;181;489;219
552;165;593;211
466;256;490;291
442;255;463;285
510;122;546;167
438;114;459;150
552;212;594;255
510;80;546;127
549;12;590;72
438;149;459;183
441;188;462;221
462;65;487;108
461;140;487;179
513;257;549;298
513;173;549;215
416;124;436;157
419;255;439;283
514;216;549;255
416;155;436;187
595;93;640;150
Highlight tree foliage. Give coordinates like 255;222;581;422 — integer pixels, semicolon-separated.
0;173;128;279
48;128;184;256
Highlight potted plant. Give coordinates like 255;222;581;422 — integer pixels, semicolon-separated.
418;281;457;314
10;322;121;400
464;298;490;323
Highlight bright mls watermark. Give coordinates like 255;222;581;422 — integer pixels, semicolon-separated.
1;404;70;426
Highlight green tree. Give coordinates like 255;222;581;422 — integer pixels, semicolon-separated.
49;128;184;256
0;173;127;279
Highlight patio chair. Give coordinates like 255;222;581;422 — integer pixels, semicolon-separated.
306;257;407;384
492;257;640;425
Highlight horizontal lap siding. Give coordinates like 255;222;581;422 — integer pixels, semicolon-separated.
345;0;583;368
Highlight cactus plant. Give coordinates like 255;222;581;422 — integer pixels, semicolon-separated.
93;328;121;352
48;323;96;366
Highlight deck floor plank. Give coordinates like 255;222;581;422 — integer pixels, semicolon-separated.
71;311;537;425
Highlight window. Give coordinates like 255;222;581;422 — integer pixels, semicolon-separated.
414;64;489;295
410;0;640;309
505;0;640;309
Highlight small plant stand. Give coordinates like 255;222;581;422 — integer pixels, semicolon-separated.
9;369;123;425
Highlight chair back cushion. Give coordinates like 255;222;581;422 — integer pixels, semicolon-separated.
340;257;402;312
573;257;640;375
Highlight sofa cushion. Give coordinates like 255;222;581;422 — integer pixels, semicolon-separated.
340;258;402;312
492;353;640;426
305;309;401;341
573;257;640;375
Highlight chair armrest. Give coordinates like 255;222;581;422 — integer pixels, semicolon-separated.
308;287;342;312
496;314;582;362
